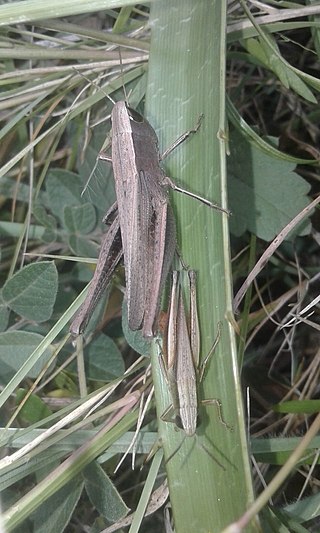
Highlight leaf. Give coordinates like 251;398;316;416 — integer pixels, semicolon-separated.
68;234;99;258
16;388;52;423
64;203;97;234
269;53;291;90
285;68;316;103
245;35;316;103
260;507;292;533
122;300;151;356
228;129;311;241
32;204;58;244
273;400;320;414
226;96;313;165
2;261;58;321
84;333;125;381
32;204;57;230
83;462;129;521
45;169;82;223
53;371;78;396
126;71;148;108
0;301;10;332
31;477;84;533
245;37;270;69
41;228;58;244
284;491;320;524
64;203;99;256
72;261;96;283
0;177;45;207
0;331;54;382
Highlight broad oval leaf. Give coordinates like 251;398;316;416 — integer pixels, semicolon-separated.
2;261;58;322
0;302;10;332
31;477;84;533
68;234;99;258
84;333;125;382
64;203;96;234
0;331;54;382
228;130;311;241
122;300;151;356
83;462;129;521
16;388;52;423
45;168;82;223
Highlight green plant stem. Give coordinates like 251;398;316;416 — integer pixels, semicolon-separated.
146;1;258;531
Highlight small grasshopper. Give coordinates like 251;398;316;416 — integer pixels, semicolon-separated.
161;270;228;463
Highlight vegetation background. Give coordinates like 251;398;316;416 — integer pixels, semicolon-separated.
0;1;320;532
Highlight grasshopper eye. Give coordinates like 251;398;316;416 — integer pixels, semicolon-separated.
127;107;144;123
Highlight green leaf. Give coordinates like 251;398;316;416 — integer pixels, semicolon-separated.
83;462;129;521
121;300;151;356
0;176;34;204
0;300;10;332
228;129;311;241
32;204;57;230
32;204;58;244
54;371;78;396
125;71;148;109
41;228;58;244
147;2;255;531
284;491;320;524
45;169;82;223
84;333;125;381
16;389;52;423
31;477;84;533
2;261;58;321
68;234;99;257
269;54;291;90
262;506;310;533
226;96;314;165
245;37;270;68
260;507;292;533
285;68;316;103
245;30;316;104
0;331;53;382
273;399;320;414
64;203;97;234
252;436;320;465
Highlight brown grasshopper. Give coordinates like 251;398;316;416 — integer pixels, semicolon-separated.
70;98;229;339
69;103;175;339
105;102;176;339
101;103;229;339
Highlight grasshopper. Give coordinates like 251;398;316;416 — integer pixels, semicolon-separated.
161;270;228;463
102;102;230;339
104;102;177;339
70;93;229;339
70;102;175;339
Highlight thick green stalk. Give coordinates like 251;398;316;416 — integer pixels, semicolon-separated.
146;1;259;532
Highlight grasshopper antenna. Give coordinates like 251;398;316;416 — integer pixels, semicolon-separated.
72;67;115;105
119;47;129;105
72;67;115;196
